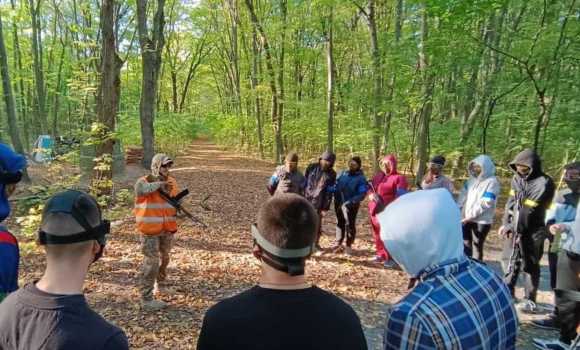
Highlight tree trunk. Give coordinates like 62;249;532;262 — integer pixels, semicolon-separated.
95;0;123;195
250;23;264;158
29;0;48;135
326;10;334;153
0;10;29;182
381;0;402;156
416;5;433;186
137;0;166;168
243;0;281;162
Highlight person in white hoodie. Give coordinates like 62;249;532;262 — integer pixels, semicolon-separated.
456;155;501;261
378;189;517;350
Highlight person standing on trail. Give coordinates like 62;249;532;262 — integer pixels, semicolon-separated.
456;154;501;261
267;153;305;196
420;155;455;195
531;162;580;332
531;190;580;350
303;151;337;251
0;143;25;302
330;156;367;256
135;154;179;311
197;194;368;350
378;189;518;350
500;149;555;314
0;190;129;350
367;155;407;268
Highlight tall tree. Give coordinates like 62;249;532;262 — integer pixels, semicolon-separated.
0;10;29;181
94;0;124;196
137;0;166;167
415;4;433;186
325;8;334;152
29;0;48;135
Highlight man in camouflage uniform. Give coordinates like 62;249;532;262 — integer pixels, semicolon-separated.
135;154;179;311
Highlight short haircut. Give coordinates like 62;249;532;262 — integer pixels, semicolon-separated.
256;194;317;250
40;193;102;261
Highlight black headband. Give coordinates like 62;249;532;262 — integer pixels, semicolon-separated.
37;190;110;245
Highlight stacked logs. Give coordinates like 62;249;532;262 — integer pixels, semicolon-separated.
125;146;143;165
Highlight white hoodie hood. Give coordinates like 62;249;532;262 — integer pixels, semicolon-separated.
378;188;464;277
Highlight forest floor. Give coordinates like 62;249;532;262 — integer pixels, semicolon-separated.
9;137;557;349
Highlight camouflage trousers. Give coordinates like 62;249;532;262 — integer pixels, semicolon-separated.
139;231;175;300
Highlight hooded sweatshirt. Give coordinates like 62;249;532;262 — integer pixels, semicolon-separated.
367;155;407;216
0;144;25;300
502;149;555;236
377;189;518;349
456;155;501;224
303;151;337;211
334;168;367;207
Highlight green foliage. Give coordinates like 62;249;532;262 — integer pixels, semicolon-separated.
117;111;201;157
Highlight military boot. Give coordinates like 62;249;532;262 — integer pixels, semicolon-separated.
141;299;166;311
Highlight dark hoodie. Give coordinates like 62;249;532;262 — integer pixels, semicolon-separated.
303;151;337;211
502;149;555;235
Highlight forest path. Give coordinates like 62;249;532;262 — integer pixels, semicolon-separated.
15;137;555;349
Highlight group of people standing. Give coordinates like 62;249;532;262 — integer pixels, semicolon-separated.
0;141;579;350
267;151;410;267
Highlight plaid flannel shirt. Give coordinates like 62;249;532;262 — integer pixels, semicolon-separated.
383;256;518;350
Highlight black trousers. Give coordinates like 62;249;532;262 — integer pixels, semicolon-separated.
546;230;559;316
556;250;580;344
462;222;491;261
501;228;545;302
335;203;359;247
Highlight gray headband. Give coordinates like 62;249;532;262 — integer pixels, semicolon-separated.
251;224;314;259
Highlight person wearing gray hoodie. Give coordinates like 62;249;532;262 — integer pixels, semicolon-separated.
456;155;501;261
378;189;517;349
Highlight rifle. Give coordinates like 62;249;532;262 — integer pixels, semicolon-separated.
146;174;208;229
158;189;208;229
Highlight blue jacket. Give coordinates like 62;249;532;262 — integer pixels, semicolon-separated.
334;169;367;207
0;227;19;300
0;143;25;300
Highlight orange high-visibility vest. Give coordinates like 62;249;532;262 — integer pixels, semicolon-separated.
135;176;179;234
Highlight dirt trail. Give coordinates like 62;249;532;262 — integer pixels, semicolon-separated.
12;138;558;349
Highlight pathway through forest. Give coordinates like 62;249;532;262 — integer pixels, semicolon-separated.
15;138;557;349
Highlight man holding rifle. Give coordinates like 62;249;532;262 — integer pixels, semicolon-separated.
500;149;555;314
134;154;180;311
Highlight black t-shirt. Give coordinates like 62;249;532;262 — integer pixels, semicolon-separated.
0;282;129;350
197;285;368;350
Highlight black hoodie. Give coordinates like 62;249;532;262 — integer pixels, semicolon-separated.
303;151;337;211
502;149;555;235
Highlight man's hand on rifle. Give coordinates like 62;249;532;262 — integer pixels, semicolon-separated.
156;181;171;193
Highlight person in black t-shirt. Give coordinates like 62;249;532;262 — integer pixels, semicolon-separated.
0;190;129;350
197;193;368;350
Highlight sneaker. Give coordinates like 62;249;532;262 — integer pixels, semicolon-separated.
344;247;353;256
515;299;538;314
369;256;386;263
531;317;561;331
532;338;571;350
141;299;166;311
384;259;396;268
155;285;176;296
330;245;343;253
